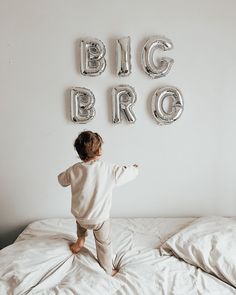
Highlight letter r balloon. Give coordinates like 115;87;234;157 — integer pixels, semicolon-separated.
112;85;137;124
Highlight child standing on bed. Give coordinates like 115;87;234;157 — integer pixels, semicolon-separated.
58;131;138;276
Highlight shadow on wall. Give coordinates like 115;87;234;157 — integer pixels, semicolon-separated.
0;225;27;249
0;186;29;249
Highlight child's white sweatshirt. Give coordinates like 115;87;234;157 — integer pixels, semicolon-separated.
58;159;138;225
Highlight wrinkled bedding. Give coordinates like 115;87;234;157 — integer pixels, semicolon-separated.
0;217;235;294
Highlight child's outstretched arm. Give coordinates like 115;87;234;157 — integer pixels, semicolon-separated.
113;164;139;186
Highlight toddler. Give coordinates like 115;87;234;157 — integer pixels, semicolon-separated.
58;131;138;276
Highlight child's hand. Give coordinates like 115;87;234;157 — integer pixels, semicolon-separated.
133;164;138;168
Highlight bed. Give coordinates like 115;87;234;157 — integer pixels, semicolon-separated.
0;216;236;294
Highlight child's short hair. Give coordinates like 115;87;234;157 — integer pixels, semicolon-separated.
74;131;103;161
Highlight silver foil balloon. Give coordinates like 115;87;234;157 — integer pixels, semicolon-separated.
112;85;136;123
142;36;174;79
80;38;106;76
71;87;96;123
116;36;131;77
151;86;184;125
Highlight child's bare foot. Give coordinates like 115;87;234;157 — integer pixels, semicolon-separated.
112;269;118;276
70;237;85;254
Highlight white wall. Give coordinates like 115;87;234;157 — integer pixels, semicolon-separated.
1;0;236;248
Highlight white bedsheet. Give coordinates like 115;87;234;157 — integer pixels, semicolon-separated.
0;218;236;294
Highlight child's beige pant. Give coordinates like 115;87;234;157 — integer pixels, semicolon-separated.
76;219;112;275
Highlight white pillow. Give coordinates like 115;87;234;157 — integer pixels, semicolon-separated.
160;216;236;288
